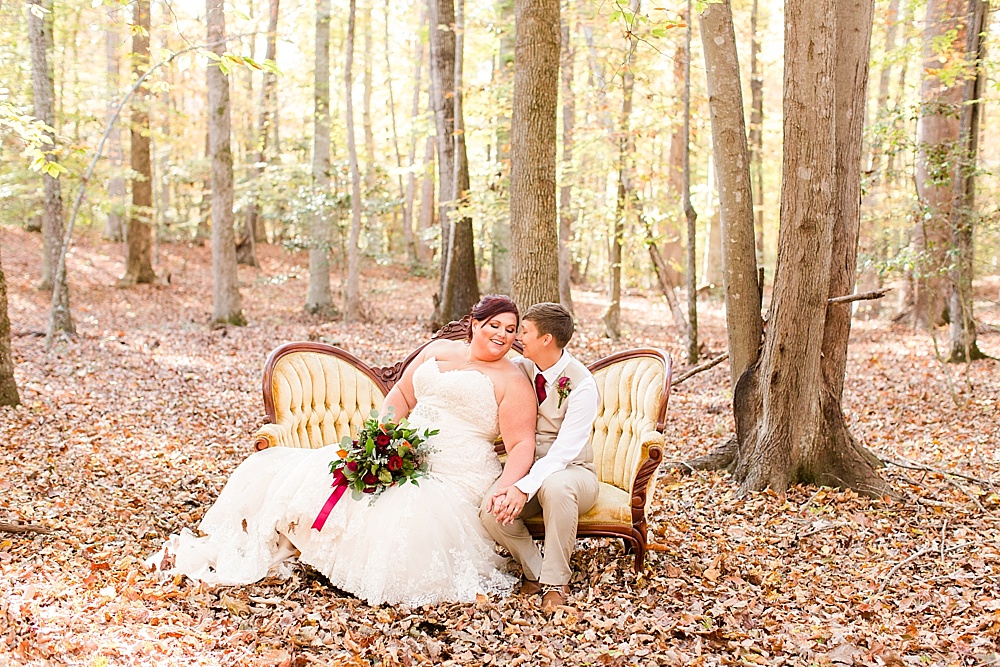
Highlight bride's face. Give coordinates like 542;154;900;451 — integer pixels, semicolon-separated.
470;313;519;361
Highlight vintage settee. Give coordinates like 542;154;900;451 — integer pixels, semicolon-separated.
251;320;673;572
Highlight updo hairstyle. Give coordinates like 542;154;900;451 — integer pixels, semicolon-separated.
466;294;520;341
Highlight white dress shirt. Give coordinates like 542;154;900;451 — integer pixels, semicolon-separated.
513;351;599;498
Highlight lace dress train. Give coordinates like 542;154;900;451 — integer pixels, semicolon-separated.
148;359;515;606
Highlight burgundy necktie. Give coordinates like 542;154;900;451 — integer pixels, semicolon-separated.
534;373;547;404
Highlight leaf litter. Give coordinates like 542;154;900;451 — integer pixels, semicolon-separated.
1;227;998;666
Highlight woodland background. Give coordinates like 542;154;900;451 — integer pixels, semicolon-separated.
2;0;1000;664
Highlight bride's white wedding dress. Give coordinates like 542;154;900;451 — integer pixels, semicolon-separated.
148;359;516;606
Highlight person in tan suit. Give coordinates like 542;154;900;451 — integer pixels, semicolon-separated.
480;302;599;612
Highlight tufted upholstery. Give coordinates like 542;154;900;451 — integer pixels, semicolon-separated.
252;338;672;572
252;344;388;452
523;350;671;572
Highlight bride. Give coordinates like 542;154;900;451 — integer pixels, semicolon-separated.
147;295;537;606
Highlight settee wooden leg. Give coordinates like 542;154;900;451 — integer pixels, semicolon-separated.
633;543;645;573
622;538;634;554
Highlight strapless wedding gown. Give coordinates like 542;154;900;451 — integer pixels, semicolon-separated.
147;359;515;606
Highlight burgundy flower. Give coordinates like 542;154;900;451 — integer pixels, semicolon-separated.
387;455;403;472
362;473;378;485
346;460;359;472
363;486;376;494
376;434;391;448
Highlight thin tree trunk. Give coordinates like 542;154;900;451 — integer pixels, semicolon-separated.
947;0;987;363
28;0;74;334
557;17;575;315
748;0;764;262
104;22;125;242
0;243;19;407
207;0;245;326
306;0;336;317
867;0;901;187
417;136;436;263
489;0;514;295
243;0;279;258
429;0;478;326
345;0;364;322
122;0;156;285
700;0;762;386
362;0;376;194
912;0;966;330
402;10;427;267
683;0;698;364
646;223;690;339
385;0;408;262
510;0;561;310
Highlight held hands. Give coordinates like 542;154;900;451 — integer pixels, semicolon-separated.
486;486;528;525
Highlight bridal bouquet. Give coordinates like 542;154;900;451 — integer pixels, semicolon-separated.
330;409;437;501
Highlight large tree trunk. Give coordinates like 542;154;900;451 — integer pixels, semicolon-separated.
207;0;245;327
911;0;966;330
557;17;575;315
29;0;74;334
122;0;156;286
0;244;19;407
510;0;561;310
947;0;988;363
344;0;364;322
104;21;125;242
429;0;478;327
417;136;436;263
693;0;888;497
700;0;762;386
306;0;336;317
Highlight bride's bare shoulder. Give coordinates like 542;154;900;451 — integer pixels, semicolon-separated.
420;338;465;361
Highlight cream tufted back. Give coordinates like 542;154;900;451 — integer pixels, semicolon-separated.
590;356;666;492
268;351;386;449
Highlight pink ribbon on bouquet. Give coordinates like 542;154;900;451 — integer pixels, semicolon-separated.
311;469;348;531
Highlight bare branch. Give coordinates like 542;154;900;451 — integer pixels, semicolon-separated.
0;522;54;535
876;542;971;594
672;351;729;386
827;288;890;305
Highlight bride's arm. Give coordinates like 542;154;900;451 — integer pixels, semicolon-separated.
492;372;537;490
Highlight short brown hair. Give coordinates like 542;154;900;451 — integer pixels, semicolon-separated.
523;302;574;348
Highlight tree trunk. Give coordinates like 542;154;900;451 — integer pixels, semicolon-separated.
104;21;125;242
28;0;74;334
866;0;900;188
417;136;436;263
700;0;762;387
697;0;888;497
429;0;478;327
362;0;376;194
242;0;279;261
489;0;514;295
207;0;245;327
947;0;987;363
0;243;19;407
402;10;427;267
683;0;698;364
510;0;561;310
385;1;408;262
748;0;764;262
911;0;966;330
557;17;575;315
306;0;336;317
345;0;364;322
122;0;156;285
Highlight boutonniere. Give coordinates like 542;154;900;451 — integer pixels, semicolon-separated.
556;376;572;408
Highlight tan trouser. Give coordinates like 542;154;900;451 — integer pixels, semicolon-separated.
480;465;599;586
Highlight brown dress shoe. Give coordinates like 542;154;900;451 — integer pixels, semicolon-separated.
519;577;542;596
541;585;570;613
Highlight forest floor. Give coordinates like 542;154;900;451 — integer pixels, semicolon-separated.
2;225;999;667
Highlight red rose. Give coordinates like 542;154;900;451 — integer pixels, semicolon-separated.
362;473;378;485
346;461;359;472
376;434;391;448
363;486;376;494
387;455;403;472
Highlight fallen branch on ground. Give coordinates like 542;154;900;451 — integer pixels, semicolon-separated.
1;522;54;535
877;541;971;594
672;352;729;386
884;457;995;487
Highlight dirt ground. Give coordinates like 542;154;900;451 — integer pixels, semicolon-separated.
2;226;999;666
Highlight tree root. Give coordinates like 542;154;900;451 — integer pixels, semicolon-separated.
677;437;737;474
